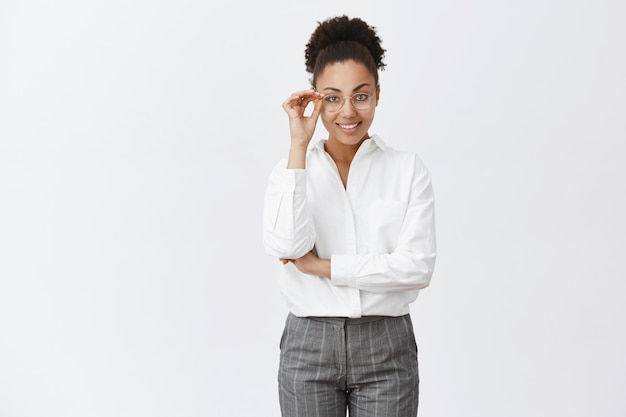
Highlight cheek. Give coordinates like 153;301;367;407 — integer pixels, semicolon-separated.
320;112;334;128
361;108;376;123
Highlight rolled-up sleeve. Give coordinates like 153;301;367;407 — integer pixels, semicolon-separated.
263;160;316;259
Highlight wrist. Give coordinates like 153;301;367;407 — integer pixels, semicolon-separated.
289;141;309;151
287;145;307;169
316;258;331;279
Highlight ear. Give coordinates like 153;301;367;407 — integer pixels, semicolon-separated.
375;84;381;106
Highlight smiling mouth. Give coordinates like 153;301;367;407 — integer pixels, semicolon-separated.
338;122;361;129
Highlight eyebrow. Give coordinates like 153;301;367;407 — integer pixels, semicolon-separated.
322;83;372;93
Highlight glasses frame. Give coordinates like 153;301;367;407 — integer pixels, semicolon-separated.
317;87;378;112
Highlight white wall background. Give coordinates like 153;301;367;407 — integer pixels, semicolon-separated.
1;1;624;416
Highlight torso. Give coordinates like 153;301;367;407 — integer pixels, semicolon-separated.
335;161;351;188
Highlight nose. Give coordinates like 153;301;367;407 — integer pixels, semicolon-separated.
339;97;357;117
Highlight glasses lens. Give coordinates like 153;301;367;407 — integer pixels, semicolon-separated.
323;95;342;112
352;93;372;110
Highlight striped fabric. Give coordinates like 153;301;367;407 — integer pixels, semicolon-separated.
278;314;419;417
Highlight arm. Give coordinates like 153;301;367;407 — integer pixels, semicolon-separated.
330;158;436;293
280;251;331;278
283;89;324;169
263;164;316;259
262;89;324;259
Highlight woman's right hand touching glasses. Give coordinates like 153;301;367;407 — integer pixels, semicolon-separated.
282;89;324;168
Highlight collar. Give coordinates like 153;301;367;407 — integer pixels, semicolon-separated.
312;134;387;152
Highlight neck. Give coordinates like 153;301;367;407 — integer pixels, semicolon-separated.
324;136;368;164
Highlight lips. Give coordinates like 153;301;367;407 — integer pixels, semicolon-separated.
337;121;361;130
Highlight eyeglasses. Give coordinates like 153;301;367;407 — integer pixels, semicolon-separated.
320;91;376;112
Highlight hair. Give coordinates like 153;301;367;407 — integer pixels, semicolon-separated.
305;15;386;87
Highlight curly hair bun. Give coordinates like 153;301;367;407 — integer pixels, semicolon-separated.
305;15;386;74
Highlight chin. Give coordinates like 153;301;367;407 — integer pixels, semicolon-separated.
337;133;368;146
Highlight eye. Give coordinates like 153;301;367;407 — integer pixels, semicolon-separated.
353;93;370;102
324;95;340;103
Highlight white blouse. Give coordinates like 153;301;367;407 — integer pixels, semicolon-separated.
263;135;436;318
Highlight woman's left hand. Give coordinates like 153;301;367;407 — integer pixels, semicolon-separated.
280;251;331;278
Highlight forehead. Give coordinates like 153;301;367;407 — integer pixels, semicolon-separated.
316;60;376;92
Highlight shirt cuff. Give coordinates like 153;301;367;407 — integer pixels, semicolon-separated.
330;254;356;287
281;168;307;194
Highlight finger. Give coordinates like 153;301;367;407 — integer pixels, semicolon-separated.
282;98;305;118
296;91;324;113
284;90;323;106
309;96;324;120
303;94;324;109
283;97;311;115
282;90;324;119
295;89;323;98
301;90;324;104
282;95;304;109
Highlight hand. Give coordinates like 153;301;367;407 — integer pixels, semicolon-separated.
280;251;330;278
282;89;325;148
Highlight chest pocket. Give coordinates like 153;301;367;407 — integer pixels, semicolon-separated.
368;199;408;252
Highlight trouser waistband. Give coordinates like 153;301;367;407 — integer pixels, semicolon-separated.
304;314;401;325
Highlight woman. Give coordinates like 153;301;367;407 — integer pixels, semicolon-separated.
263;15;436;417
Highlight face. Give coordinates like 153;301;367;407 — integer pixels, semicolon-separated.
315;60;380;148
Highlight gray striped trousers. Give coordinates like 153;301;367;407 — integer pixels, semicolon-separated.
278;313;419;417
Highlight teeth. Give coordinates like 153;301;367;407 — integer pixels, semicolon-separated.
339;122;359;129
